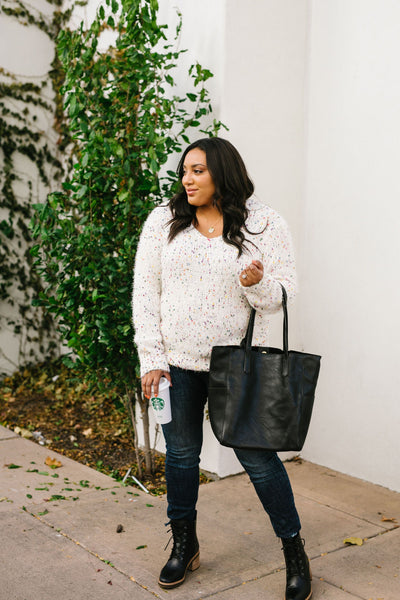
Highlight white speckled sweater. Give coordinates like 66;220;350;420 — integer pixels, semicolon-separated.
132;197;297;376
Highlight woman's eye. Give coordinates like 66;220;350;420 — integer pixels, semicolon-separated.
194;170;203;174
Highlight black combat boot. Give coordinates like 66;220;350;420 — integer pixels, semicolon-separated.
158;514;200;589
281;533;312;600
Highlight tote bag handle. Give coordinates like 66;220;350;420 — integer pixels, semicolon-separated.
242;283;289;376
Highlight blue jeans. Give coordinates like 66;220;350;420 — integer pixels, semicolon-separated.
161;366;301;538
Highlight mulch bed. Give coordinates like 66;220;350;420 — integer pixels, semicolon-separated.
0;360;173;494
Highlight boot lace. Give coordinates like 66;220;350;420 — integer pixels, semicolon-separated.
283;537;308;579
164;520;189;560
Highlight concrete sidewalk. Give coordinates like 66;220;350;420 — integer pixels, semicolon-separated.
1;424;399;600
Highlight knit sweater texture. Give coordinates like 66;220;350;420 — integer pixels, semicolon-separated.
132;197;297;377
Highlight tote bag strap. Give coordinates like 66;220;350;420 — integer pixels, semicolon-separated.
242;283;289;375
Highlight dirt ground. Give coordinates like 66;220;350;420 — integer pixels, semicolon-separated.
0;360;172;495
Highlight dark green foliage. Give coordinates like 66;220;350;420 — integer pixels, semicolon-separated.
31;0;225;394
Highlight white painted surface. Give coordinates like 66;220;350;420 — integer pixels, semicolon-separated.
299;0;400;491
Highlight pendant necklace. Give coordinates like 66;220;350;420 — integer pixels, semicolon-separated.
207;216;222;234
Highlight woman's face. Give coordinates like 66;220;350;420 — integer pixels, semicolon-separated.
182;148;216;208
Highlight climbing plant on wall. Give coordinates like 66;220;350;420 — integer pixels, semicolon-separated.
0;0;77;373
31;0;225;475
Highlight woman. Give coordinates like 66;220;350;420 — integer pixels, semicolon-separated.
133;137;312;600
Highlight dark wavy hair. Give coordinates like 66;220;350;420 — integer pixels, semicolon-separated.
168;137;261;256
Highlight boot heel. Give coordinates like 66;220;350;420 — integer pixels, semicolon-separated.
158;516;200;589
189;551;200;571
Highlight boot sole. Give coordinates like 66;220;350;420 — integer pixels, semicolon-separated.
158;551;200;589
284;590;312;600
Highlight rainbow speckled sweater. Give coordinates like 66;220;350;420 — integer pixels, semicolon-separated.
132;197;297;376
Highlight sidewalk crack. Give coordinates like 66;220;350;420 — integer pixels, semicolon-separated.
23;507;163;598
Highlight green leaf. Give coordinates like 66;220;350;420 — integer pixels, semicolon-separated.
149;158;158;173
118;190;130;203
69;95;78;117
76;185;88;199
49;495;66;502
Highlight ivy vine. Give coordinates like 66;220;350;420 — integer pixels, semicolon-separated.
0;0;78;373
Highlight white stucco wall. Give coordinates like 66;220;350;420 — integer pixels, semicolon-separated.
299;0;400;491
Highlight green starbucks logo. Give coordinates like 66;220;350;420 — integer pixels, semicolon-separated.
151;397;165;411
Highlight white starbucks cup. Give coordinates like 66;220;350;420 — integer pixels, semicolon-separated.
150;377;172;424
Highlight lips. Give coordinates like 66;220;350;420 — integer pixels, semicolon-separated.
186;189;197;196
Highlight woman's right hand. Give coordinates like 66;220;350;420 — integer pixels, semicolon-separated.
141;369;171;399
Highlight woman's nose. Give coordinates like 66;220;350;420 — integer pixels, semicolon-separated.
182;171;192;185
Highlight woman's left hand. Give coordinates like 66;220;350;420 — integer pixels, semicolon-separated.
240;260;264;287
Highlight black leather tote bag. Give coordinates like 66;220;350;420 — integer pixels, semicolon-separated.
208;285;321;451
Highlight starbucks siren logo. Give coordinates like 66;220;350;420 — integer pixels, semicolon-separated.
151;396;165;411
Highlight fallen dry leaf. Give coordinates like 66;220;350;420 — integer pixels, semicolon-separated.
14;426;33;439
381;516;397;523
82;428;93;437
343;536;363;546
45;457;62;469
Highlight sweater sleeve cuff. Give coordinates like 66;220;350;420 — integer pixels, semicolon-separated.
240;276;291;314
139;354;170;378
